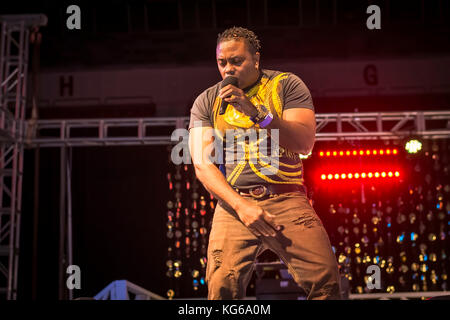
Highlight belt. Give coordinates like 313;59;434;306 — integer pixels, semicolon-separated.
233;184;306;200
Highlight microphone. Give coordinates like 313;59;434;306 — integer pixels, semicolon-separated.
219;76;238;115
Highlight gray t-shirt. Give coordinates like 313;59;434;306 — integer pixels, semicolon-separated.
189;69;314;189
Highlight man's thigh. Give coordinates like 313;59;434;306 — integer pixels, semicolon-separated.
206;202;262;280
258;193;340;295
206;202;264;298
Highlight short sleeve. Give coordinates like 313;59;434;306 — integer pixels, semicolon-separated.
282;74;314;111
188;92;213;131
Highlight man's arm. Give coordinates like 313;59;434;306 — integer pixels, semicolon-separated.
265;108;316;155
219;84;316;155
188;126;280;237
188;126;243;210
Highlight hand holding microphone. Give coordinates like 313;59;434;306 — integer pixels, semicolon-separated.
218;76;258;118
219;76;238;115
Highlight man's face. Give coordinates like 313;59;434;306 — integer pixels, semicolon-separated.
216;39;260;89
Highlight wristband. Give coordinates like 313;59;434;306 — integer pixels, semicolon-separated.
250;107;266;124
258;112;273;128
250;105;269;125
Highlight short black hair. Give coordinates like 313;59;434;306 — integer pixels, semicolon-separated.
217;27;261;54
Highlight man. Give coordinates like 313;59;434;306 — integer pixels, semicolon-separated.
188;27;341;300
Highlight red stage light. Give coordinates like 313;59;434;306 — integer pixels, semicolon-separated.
353;151;357;156
339;151;344;156
360;150;364;155
319;151;324;156
366;150;371;155
333;151;337;156
326;151;330;156
320;169;401;182
346;151;350;156
373;150;377;155
380;149;384;155
393;149;398;154
386;149;391;154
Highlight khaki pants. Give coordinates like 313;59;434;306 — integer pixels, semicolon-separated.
206;191;342;300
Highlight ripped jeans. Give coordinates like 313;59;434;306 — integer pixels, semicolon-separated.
206;191;341;300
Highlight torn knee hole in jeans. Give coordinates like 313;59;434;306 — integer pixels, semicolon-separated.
292;214;319;228
212;250;222;269
212;251;237;279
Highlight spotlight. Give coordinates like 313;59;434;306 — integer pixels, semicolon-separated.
300;150;312;159
405;139;422;154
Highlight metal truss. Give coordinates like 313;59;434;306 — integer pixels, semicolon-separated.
94;280;165;300
24;111;450;148
0;14;47;300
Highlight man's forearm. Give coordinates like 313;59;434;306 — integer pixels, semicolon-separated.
265;116;315;155
194;164;245;211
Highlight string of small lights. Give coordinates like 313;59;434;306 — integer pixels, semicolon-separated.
165;151;215;299
312;139;449;295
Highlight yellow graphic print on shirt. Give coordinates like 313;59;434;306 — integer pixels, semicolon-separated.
212;72;304;187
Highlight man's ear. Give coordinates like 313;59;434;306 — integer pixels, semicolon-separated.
254;52;260;69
